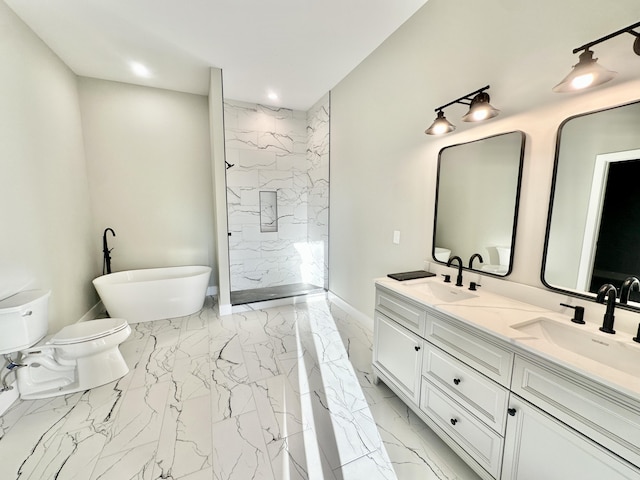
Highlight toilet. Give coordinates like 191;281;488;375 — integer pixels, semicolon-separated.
0;290;131;400
434;247;451;262
481;246;512;275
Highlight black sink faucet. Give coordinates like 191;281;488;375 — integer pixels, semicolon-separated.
447;256;464;287
102;228;116;275
620;276;640;304
469;253;484;269
595;283;617;334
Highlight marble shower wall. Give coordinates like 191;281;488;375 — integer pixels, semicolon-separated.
306;94;330;290
224;96;329;291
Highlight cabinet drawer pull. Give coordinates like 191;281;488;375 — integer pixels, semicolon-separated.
507;407;516;417
414;345;421;351
453;378;461;385
450;418;458;426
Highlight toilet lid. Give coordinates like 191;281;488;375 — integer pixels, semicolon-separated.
49;318;129;345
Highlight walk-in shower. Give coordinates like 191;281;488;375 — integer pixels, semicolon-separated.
224;94;330;305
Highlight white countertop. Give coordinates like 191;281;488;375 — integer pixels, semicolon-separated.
375;276;640;401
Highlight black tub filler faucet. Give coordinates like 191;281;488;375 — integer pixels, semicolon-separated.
102;228;116;275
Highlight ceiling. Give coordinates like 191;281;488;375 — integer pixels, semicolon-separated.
5;0;428;111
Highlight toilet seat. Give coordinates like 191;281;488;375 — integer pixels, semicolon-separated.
49;318;129;345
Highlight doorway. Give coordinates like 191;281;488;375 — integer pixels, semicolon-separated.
588;157;640;300
578;150;640;301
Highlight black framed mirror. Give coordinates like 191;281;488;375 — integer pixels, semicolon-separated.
542;100;640;309
432;131;525;276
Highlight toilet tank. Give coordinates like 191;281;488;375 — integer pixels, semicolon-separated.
0;290;50;354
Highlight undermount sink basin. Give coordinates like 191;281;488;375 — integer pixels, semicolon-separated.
407;281;478;303
512;317;640;376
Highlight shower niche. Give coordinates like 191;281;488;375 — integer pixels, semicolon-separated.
259;191;278;233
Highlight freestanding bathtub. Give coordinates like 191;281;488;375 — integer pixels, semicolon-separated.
93;266;211;323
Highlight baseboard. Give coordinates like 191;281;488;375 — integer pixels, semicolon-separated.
218;302;233;316
327;291;374;331
79;300;105;322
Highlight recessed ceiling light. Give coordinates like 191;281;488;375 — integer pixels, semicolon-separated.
130;61;151;78
267;91;279;101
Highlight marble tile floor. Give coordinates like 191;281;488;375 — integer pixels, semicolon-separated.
0;295;478;480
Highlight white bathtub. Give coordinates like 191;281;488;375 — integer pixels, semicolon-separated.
93;266;211;323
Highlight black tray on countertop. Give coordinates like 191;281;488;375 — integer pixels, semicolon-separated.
387;270;436;281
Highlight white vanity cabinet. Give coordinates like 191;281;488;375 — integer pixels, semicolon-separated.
374;286;510;479
372;282;640;480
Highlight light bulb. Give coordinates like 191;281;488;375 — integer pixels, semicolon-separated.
472;108;489;121
432;123;448;135
571;73;594;90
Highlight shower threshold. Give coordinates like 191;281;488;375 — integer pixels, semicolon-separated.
230;283;325;306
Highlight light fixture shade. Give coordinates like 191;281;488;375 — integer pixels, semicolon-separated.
553;49;617;93
425;110;456;135
461;92;500;122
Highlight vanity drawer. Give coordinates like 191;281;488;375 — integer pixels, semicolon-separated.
512;355;640;469
423;343;509;434
420;379;503;478
375;287;426;336
426;313;514;387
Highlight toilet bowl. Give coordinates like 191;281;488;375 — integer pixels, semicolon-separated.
0;290;131;400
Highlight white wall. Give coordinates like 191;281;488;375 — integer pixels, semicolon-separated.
79;78;215;277
329;0;640;317
0;2;97;333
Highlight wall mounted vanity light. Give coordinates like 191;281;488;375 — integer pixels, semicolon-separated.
553;20;640;93
425;110;456;135
425;85;500;136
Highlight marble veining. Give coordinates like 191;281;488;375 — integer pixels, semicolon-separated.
0;295;477;479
